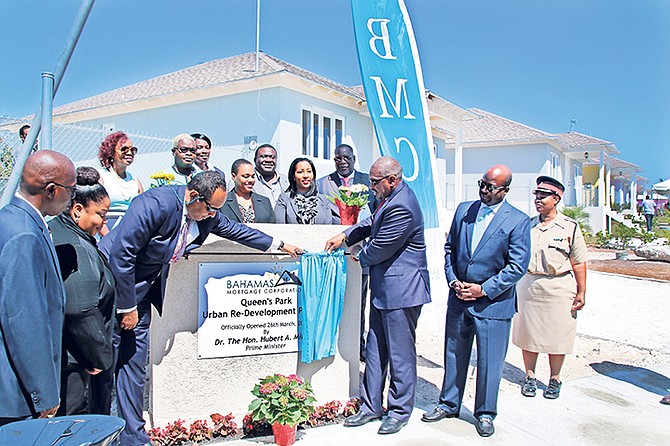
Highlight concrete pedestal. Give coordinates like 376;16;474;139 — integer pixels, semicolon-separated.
148;224;361;426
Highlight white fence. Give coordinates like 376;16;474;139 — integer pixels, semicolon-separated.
0;118;253;195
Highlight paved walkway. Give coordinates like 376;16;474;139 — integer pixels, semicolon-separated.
221;361;670;445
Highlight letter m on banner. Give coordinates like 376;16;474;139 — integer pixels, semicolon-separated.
351;0;440;228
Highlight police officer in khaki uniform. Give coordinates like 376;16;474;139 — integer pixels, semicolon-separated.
512;176;587;400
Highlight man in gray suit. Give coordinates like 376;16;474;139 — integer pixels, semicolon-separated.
422;164;530;437
326;157;431;435
0;150;76;425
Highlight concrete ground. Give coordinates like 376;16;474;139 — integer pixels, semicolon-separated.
215;253;670;445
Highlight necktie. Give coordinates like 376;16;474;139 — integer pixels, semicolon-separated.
170;217;191;264
471;206;492;252
342;176;351;187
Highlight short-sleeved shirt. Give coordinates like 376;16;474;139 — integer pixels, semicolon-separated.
527;213;588;276
642;199;656;215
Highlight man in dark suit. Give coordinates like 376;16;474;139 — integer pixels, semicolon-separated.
422;164;531;437
99;171;301;446
0;150;76;425
325;156;431;435
317;143;375;360
316;143;375;217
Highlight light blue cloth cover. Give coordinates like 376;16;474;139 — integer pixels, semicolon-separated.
298;249;346;363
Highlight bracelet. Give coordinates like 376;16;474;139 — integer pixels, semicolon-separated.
278;241;285;251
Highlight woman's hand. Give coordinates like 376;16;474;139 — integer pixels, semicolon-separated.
571;291;585;311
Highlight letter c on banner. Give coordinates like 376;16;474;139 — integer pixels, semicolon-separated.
393;136;419;181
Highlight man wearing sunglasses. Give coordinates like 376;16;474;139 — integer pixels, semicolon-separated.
422;164;530;438
0;150;76;425
98;170;302;446
324;157;431;435
166;134;198;185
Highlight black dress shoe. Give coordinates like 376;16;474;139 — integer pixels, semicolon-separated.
476;416;495;437
377;417;406;435
421;406;459;422
344;410;382;427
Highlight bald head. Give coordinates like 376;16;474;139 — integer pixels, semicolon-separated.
485;164;513;187
20;150;76;216
369;156;403;200
371;156;402;178
479;164;512;206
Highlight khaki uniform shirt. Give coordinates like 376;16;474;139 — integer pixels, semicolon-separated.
528;213;588;276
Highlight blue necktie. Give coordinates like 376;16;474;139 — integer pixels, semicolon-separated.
471;206;492;252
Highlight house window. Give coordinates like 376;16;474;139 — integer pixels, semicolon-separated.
302;110;312;155
550;153;560;178
301;108;344;159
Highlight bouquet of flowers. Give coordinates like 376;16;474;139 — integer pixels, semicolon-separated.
248;373;316;428
150;171;175;188
328;184;369;225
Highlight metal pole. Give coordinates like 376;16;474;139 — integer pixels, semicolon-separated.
40;73;55;151
0;0;95;208
255;0;261;72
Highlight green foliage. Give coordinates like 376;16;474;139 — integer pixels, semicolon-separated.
328;184;370;208
249;373;316;427
595;231;612;248
611;221;637;249
560;205;592;235
0;143;14;180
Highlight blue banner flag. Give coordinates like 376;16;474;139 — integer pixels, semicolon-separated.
350;0;440;228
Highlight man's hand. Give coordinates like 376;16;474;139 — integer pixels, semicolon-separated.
456;281;486;301
280;243;303;259
38;404;59;418
120;309;139;331
325;233;346;253
350;245;362;262
85;368;102;375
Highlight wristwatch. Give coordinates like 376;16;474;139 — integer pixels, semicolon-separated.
278;241;285;251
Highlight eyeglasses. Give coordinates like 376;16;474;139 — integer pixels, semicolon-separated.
176;146;198;154
533;190;557;200
478;179;507;193
369;175;391;186
200;196;222;213
334;156;353;162
43;181;76;199
119;146;138;155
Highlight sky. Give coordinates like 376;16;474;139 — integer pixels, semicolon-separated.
1;0;668;183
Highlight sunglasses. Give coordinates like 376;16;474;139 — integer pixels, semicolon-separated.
200;196;222;212
478;179;507;193
119;146;138;155
533;190;557;199
176;146;198;154
43;181;76;199
369;175;391;186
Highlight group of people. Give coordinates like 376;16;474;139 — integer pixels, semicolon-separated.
0;127;589;443
329;164;588;438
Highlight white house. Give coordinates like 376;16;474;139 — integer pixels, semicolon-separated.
3;52;642;233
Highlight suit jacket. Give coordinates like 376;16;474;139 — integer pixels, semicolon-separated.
344;182;431;310
274;192;339;224
220;192;276;224
99;186;273;314
49;214;116;372
0;197;65;417
316;170;376;214
444;200;531;319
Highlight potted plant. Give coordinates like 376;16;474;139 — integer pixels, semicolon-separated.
328;184;370;225
248;373;316;446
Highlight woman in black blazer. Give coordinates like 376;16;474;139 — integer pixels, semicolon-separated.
49;167;116;415
275;157;338;224
221;158;276;224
